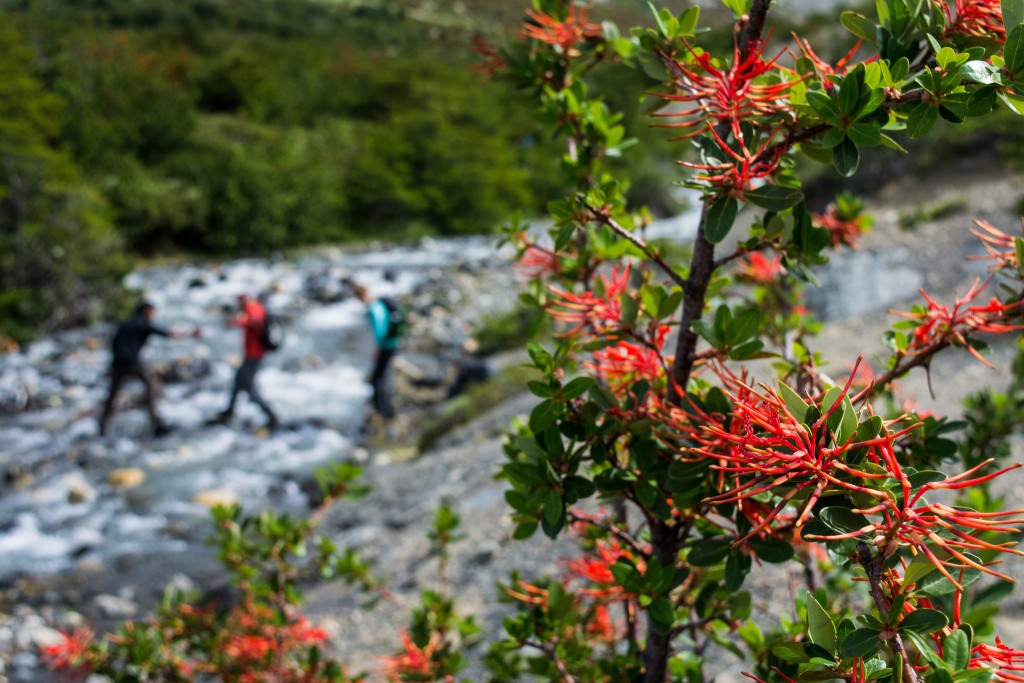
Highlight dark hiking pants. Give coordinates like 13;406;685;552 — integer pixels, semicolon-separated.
99;362;160;433
224;358;277;422
370;348;396;418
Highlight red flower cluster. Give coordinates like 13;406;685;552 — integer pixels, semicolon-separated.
548;265;632;338
566;537;643;600
378;631;450;682
814;204;869;248
516;243;563;280
586;324;670;394
40;627;94;673
520;2;602;54
655;34;799;141
693;368;906;542
792;36;867;86
736;251;784;283
970;218;1023;274
972;638;1024;683
891;278;1022;367
931;0;1005;42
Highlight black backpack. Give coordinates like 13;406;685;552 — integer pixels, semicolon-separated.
260;312;284;352
380;297;408;342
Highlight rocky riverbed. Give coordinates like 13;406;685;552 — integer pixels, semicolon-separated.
2;165;1024;683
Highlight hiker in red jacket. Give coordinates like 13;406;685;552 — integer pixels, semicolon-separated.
213;294;279;430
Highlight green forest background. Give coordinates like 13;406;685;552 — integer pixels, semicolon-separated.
0;0;1020;344
0;0;690;343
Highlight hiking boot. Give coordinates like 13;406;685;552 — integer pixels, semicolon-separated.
206;410;232;426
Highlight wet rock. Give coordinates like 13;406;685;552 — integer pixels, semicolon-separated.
93;593;138;619
192;488;239;507
106;468;145;489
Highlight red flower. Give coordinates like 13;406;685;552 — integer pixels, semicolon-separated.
737;251;784;283
891;278;1023;367
791;36;870;86
972;638;1024;683
931;0;1005;42
586;324;670;393
40;627;94;673
654;31;800;141
469;34;506;78
548;265;632;338
520;2;602;54
970;218;1023;274
814;203;870;249
516;244;563;280
681;122;790;192
566;537;642;599
378;631;447;682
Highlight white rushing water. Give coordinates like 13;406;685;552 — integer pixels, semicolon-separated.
0;237;516;579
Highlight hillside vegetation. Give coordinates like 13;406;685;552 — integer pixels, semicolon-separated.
0;0;681;341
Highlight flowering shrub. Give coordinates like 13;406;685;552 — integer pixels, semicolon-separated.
41;1;1024;682
490;1;1024;682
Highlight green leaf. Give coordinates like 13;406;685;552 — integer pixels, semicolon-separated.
1005;0;1024;34
899;608;948;635
745;184;804;211
818;507;872;535
916;563;982;596
806;591;838;655
806;90;842;121
838;70;863;116
960;60;1003;85
902;552;939;591
529;399;562;433
705;195;738;243
778;382;809;422
847;122;882;147
688;538;731;566
907;102;938;138
748;536;795;563
841;11;878;43
649;595;676;633
943;628;970;670
833;136;860;177
840;628;881;658
954;671;994;683
620;293;639;328
772;641;811;664
1006;24;1024;75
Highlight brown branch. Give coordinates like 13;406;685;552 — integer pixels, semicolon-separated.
856;543;920;683
588;206;688;289
524;639;578;683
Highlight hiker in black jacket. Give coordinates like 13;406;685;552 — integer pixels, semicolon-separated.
98;301;200;437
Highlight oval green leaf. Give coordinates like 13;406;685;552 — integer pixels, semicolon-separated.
899;608;948;635
840;628;881;658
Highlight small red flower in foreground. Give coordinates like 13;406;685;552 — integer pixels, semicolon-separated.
378;630;445;682
972;637;1024;683
566;537;642;599
791;36;869;85
814;203;870;249
931;0;1005;42
654;31;800;140
586;324;670;392
470;34;507;78
40;627;94;673
737;251;784;283
515;244;563;280
891;278;1023;367
520;2;602;54
548;265;631;337
682;123;789;192
970;218;1023;274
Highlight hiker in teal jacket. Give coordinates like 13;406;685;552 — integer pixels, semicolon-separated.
355;285;401;418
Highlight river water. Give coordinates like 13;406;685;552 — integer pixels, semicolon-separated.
0;237;518;580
